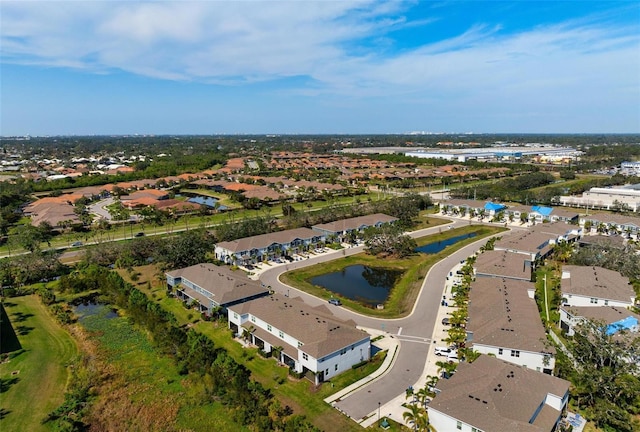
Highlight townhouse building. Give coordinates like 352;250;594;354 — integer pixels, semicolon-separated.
467;278;555;374
227;294;370;385
215;228;324;265
165;263;270;314
311;213;398;241
428;355;570;432
560;265;636;308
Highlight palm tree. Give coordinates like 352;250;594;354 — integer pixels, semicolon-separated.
402;403;423;431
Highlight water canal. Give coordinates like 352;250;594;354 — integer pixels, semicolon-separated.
414;232;477;254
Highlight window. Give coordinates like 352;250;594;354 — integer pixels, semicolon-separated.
511;350;520;357
302;353;308;361
325;368;329;375
498;348;503;355
267;324;272;332
590;298;598;304
335;364;338;371
279;331;284;338
457;421;462;430
233;313;238;319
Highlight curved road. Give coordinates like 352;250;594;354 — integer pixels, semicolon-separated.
258;219;507;422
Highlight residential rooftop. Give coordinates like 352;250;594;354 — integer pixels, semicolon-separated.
474;250;531;281
166;263;269;306
215;227;321;254
561;265;634;303
468;278;555;355
229;294;368;359
430;355;570;432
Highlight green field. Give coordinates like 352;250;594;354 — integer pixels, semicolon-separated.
0;295;78;432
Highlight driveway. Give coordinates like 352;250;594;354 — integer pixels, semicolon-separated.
87;197;115;221
258;218;502;421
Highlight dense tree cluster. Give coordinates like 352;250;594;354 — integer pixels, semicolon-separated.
362;224;416;258
558;320;640;432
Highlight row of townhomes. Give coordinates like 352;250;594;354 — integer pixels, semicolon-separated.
429;214;640;431
166;263;371;385
428;222;581;431
438;199;580;224
214;214;398;266
169;215;398;383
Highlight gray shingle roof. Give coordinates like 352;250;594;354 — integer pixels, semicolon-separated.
468;278;555;354
166;263;269;305
216;227;321;253
311;213;398;234
430;355;569;432
561;265;634;303
474;250;531;281
229;294;368;358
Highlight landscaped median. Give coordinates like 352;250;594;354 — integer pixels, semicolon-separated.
280;225;507;318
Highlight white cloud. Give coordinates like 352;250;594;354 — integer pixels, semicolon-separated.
1;0;638;110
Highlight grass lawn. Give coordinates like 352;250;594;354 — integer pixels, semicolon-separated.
0;295;78;432
120;266;393;431
281;225;507;318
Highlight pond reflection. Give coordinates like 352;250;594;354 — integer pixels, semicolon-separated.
310;265;404;307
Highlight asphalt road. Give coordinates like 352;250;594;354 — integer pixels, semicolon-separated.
258;218;503;421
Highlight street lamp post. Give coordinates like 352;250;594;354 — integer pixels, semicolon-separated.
378;402;380;426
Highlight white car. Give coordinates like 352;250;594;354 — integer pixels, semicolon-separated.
434;347;455;356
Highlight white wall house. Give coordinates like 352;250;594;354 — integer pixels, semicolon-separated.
428;355;570;432
471;345;553;374
215;227;324;265
227;294;370;384
561;265;635;308
165;263;269;315
467;278;555;375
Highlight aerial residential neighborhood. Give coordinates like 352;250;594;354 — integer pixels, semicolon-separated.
2;2;640;431
2;135;640;432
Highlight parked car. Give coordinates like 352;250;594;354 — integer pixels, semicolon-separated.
434;347;455;356
134;232;145;237
441;317;451;326
328;298;342;306
71;241;83;247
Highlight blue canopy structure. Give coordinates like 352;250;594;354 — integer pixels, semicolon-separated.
531;205;553;216
485;202;506;212
606;316;639;335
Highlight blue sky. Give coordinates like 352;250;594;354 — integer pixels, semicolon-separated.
1;1;639;135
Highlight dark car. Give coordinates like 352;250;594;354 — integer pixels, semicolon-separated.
441;317;451;326
284;255;294;262
71;241;83;247
134;232;145;237
328;298;342;306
